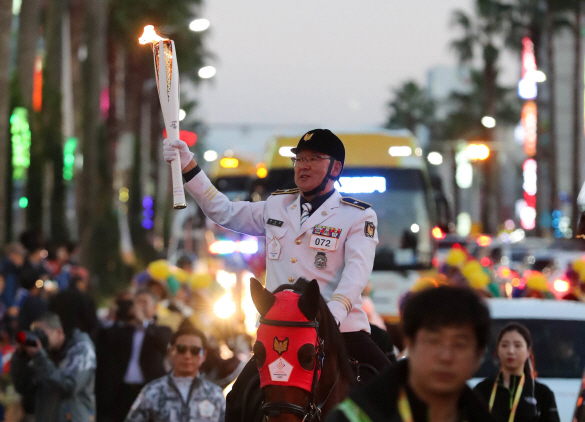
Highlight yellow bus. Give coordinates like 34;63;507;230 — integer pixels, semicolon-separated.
261;129;440;321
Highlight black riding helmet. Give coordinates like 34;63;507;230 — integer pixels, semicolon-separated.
291;129;345;197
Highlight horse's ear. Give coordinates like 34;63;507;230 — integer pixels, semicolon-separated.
298;279;320;321
250;278;275;317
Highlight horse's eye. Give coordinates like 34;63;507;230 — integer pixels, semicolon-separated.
297;344;316;371
253;341;266;367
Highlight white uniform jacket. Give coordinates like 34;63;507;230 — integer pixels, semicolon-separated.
184;171;379;333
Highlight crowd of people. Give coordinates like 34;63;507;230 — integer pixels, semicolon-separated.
0;235;563;422
0;127;566;422
0;231;237;422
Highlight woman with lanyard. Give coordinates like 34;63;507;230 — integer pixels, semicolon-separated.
474;323;560;422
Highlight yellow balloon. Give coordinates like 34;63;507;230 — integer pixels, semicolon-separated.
578;268;585;282
190;273;213;289
468;272;489;289
170;266;189;283
573;259;585;274
526;272;549;292
411;277;438;292
462;261;483;280
147;260;170;281
446;249;467;267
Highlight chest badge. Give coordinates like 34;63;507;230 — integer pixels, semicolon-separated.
268;237;282;260
314;252;327;269
198;400;216;418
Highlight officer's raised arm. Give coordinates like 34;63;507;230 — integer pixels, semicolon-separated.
162;139;266;237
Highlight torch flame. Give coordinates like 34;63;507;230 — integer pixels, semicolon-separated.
139;25;167;44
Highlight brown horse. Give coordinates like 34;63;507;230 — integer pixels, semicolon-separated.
244;277;356;422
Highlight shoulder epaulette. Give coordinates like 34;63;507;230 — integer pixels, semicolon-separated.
271;188;300;196
340;197;372;210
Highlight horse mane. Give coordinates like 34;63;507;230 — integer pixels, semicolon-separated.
273;278;355;385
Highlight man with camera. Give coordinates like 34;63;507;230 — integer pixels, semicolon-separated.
11;312;96;422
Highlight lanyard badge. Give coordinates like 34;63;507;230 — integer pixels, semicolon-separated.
489;373;525;422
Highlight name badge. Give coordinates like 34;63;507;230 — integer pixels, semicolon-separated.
268;237;282;260
309;235;338;251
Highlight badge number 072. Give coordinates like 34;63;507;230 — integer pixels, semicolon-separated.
309;234;337;251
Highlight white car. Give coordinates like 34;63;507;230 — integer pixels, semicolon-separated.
469;298;585;422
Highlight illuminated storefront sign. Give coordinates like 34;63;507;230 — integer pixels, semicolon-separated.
521;101;537;157
521;158;537;230
518;37;537;100
334;176;386;194
11;107;31;180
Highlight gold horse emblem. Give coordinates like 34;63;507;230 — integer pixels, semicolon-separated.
273;337;289;356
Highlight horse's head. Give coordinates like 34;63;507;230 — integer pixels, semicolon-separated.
250;277;324;422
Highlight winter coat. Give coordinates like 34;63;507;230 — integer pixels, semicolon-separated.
11;329;96;422
125;373;225;422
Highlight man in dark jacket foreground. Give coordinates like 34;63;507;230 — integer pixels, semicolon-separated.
326;286;496;422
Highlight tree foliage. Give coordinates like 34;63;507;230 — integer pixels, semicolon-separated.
109;0;207;82
443;70;521;140
385;81;435;134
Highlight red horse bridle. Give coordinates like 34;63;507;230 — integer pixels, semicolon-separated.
259;316;328;421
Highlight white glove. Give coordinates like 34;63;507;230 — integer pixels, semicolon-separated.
163;139;194;170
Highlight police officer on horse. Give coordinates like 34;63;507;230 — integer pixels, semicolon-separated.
164;129;392;419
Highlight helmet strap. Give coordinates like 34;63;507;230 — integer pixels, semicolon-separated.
301;158;336;198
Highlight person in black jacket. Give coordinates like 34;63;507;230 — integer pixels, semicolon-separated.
95;289;172;422
326;286;495;422
48;269;98;340
474;322;560;422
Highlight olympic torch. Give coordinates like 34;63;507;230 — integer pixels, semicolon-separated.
139;25;186;209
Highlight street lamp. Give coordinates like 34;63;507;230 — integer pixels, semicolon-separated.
466;143;490;161
427;152;443;165
204;150;218;162
198;66;216;79
481;116;496;128
189;18;210;32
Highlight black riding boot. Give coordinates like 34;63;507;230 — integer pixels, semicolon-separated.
342;330;392;384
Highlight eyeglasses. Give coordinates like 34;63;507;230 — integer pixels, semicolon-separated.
175;344;204;356
291;156;331;166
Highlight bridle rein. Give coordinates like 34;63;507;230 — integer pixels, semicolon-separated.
259;317;338;422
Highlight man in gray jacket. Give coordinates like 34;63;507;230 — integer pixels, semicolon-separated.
11;312;96;422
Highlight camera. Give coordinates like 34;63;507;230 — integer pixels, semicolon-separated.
16;328;49;349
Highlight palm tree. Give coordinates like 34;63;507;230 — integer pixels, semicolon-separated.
42;0;68;243
571;0;583;232
76;0;208;291
443;70;520;141
385;81;435;134
0;0;12;246
15;0;41;109
450;0;513;233
78;0;106;271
